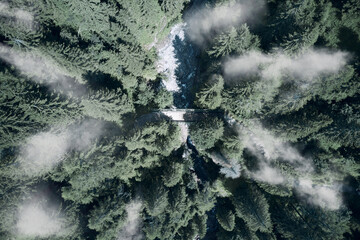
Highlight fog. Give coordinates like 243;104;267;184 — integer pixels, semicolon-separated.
0;44;85;96
0;2;34;25
186;0;265;44
224;49;349;82
19;119;104;175
16;200;64;237
297;179;342;210
236;122;342;209
243;123;312;171
250;163;286;185
117;201;143;240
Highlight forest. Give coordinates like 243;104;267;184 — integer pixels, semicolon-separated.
0;0;359;239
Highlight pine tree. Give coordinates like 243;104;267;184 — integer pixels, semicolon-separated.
196;74;224;109
81;88;134;126
271;198;351;240
154;88;173;109
125;120;181;157
0;1;41;48
116;0;169;47
189;117;224;150
88;189;130;240
159;0;189;21
207;25;260;58
216;218;259;240
231;182;273;233
269;0;339;54
142;178;169;217
0;71;83;149
162;160;184;187
311;102;360;150
216;204;236;231
265;105;333;142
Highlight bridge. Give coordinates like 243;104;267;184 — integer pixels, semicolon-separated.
135;109;224;126
159;109;224;122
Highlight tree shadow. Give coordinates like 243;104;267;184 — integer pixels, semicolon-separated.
338;27;360;58
83;71;123;91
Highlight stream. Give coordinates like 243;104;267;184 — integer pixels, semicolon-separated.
156;1;218;238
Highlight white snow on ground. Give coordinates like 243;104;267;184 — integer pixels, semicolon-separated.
156;23;186;92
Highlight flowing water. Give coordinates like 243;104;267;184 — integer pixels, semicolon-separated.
156;1;218;238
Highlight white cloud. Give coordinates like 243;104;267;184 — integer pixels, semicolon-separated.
233;121;342;209
186;0;265;44
224;49;349;81
16;201;64;237
0;2;34;25
250;163;285;185
117;201;143;240
19;119;104;175
13;9;34;23
297;179;342;210
0;44;85;96
243;123;311;171
21;130;69;174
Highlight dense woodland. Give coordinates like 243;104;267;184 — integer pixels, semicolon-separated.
0;0;360;239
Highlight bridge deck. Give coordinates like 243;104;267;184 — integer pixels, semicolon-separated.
135;109;224;125
159;109;224;121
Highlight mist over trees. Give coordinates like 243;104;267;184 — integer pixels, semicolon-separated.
0;0;359;239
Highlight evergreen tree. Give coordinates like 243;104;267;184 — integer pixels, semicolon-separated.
189;117;224;150
271;198;351;240
268;0;339;54
0;0;359;239
216;203;236;231
159;0;189;21
88;187;130;240
125;120;181;156
207;25;260;58
0;71;83;149
231;182;273;233
116;0;170;47
81;88;134;126
162;160;184;187
195;74;224;109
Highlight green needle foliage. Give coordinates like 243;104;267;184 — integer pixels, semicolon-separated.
1;0;360;239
